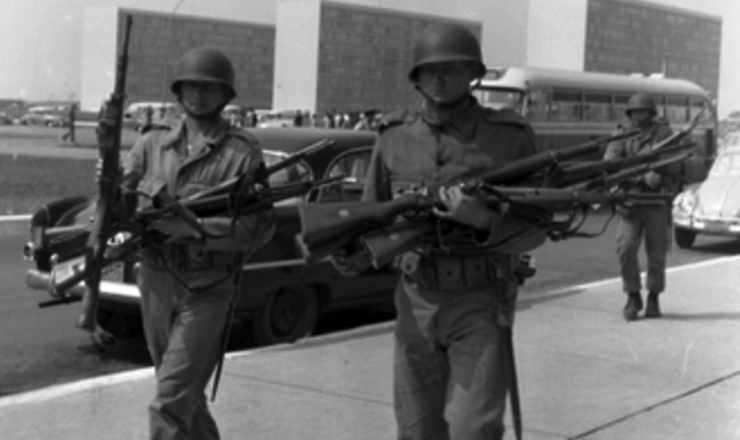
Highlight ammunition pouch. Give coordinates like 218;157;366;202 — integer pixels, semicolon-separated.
403;252;513;293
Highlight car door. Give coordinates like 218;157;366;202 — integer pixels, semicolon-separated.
312;147;397;308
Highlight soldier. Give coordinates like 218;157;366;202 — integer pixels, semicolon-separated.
360;22;547;440
604;93;683;321
121;47;275;440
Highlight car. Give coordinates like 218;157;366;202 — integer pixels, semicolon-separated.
18;105;70;127
24;127;397;346
258;109;299;128
672;143;740;248
0;111;12;125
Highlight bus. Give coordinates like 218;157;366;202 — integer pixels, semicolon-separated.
472;66;717;183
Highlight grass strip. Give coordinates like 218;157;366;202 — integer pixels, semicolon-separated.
0;155;97;214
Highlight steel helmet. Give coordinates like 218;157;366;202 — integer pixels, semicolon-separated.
408;22;486;82
170;47;236;100
625;93;657;116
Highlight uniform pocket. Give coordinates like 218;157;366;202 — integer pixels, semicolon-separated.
136;177;167;209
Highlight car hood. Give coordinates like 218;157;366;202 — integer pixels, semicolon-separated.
696;176;740;218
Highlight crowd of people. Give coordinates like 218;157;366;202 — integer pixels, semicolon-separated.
226;107;384;131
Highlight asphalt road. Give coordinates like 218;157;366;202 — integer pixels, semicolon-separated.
1;129;739;398
3;212;739;398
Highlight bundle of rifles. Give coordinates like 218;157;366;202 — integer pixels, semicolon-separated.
295;108;707;273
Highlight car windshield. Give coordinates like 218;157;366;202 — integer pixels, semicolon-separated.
709;150;740;177
263;150;311;186
473;88;524;112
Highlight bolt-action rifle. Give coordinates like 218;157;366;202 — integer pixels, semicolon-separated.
33;140;338;314
295;130;641;263
296;120;702;269
71;15;133;349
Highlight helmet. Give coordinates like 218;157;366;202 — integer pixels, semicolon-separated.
170;47;236;100
625;93;657;116
408;22;486;82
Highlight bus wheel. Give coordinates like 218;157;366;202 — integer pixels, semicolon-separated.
674;227;697;249
252;285;318;346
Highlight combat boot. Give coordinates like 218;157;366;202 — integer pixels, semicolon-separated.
644;292;662;318
623;292;643;321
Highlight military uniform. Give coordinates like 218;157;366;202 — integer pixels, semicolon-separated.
124;113;275;438
362;95;546;440
604;119;680;301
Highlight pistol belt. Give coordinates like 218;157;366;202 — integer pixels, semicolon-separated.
408;253;509;293
146;244;237;272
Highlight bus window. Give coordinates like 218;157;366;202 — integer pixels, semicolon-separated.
664;95;689;124
551;90;583;121
689;97;708;119
613;94;631;121
525;89;550;121
583;93;611;122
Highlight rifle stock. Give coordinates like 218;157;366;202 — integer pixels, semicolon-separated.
358;220;436;269
296;193;431;262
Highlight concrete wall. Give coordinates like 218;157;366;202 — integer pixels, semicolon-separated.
585;0;721;97
81;8;275;111
71;0;721;114
526;0;588;70
312;2;481;114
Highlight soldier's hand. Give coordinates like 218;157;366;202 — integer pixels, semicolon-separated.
148;216;203;243
643;171;662;189
433;185;493;230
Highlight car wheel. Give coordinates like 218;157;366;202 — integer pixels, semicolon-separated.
29;196;92;271
674;227;697;249
252;285;319;346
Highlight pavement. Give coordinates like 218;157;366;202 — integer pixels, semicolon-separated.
1;255;739;440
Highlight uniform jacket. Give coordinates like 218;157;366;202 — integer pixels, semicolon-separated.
123;118;275;269
604;119;683;195
362;95;547;255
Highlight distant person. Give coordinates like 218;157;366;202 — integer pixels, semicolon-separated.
604;93;684;321
293;109;304;127
62;103;77;142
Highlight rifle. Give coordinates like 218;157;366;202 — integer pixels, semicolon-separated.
71;15;133;349
543;141;696;188
354;188;672;269
579;148;695;192
295;131;638;263
34;140;338;309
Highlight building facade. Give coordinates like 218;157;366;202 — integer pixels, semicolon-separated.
72;0;720;115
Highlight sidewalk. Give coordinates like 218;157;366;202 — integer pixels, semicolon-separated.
1;256;739;440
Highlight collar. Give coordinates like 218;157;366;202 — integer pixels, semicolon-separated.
162;118;230;153
421;95;479;138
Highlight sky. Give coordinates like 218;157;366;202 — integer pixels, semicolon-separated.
0;0;738;118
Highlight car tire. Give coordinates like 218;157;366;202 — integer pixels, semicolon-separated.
30;196;92;271
674;227;697;249
252;285;319;346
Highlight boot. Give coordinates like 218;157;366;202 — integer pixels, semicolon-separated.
644;292;662;318
623;292;643;321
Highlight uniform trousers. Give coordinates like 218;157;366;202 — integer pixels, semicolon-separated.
615;204;672;294
393;275;508;440
138;263;234;440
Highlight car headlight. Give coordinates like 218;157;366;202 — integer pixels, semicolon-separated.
673;190;697;213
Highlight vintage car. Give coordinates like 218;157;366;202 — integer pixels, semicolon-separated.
672;143;740;248
24;127;398;346
19;105;70;127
